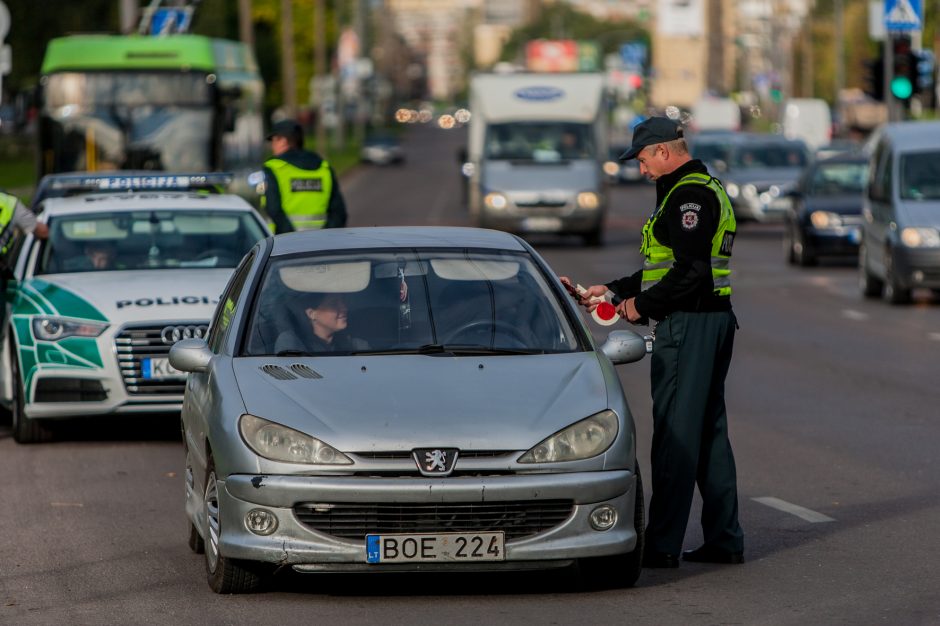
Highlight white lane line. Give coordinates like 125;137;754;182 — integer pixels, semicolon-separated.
752;497;836;523
842;309;869;321
929;333;940;342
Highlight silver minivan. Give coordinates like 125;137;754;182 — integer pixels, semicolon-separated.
860;121;940;304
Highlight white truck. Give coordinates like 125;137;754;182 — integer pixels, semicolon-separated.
465;72;608;245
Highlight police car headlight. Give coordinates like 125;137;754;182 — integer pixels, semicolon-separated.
726;183;740;198
518;411;618;463
32;317;108;341
239;414;352;465
577;191;600;210
900;228;940;248
484;192;509;211
810;211;842;229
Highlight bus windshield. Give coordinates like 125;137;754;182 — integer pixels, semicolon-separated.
41;72;214;172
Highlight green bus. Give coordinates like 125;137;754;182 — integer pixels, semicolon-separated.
37;34;264;178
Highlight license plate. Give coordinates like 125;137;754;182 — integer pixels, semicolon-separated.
141;357;186;380
366;532;505;563
522;217;562;232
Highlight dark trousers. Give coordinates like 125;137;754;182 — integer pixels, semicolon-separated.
645;309;744;555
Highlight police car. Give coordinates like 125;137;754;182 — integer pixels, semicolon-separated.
1;174;269;443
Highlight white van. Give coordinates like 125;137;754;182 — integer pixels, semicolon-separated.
782;98;832;151
691;98;741;133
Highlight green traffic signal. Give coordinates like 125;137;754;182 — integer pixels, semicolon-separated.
891;76;913;100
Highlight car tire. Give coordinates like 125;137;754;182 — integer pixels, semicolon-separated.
794;235;817;267
783;224;797;265
204;456;264;594
583;226;604;248
578;464;644;589
883;250;911;305
858;242;884;299
10;343;51;444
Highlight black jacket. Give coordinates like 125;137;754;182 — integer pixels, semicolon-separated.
606;159;732;321
263;148;348;233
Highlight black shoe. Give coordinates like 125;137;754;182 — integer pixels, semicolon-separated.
642;551;679;568
682;545;744;564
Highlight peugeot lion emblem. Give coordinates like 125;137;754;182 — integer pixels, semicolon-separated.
412;448;459;477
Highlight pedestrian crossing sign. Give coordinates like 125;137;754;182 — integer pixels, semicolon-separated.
884;0;922;31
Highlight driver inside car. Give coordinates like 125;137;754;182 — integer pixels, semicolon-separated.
274;292;369;355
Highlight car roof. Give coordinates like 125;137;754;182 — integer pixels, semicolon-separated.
880;121;940;151
271;227;529;256
42;192;256;216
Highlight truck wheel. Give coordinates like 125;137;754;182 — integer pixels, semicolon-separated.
883;251;911;305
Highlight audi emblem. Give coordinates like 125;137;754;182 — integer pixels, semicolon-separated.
160;324;209;345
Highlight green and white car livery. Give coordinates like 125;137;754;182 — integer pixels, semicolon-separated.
2;178;268;442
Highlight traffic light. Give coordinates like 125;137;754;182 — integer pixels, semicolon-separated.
863;45;885;101
890;35;914;103
914;50;936;106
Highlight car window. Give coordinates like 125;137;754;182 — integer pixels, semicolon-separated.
899;151;940;200
208;251;256;353
809;162;868;195
35;210;267;274
243;249;580;356
484;122;594;162
732;144;808;168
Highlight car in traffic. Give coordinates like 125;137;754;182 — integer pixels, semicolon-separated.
860;121;940;303
783;153;869;266
0;174;269;443
603;145;643;184
359;133;405;165
691;133;811;222
169;226;650;593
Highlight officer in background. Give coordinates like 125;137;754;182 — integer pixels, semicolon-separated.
561;117;743;569
2;190;49;325
262;119;347;233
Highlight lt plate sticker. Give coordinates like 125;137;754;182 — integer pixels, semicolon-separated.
682;210;699;231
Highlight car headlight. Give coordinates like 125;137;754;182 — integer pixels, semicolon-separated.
517;410;619;463
603;161;620;176
726;183;740;198
239;414;352;465
810;211;842;229
484;192;508;210
577;191;600;210
900;227;940;248
742;184;758;200
32;317;108;341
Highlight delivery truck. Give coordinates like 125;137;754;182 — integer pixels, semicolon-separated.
465;72;608;245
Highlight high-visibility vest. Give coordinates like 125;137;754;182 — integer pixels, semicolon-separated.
639;172;736;296
0;193;20;257
264;157;333;230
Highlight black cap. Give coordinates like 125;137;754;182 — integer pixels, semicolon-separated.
619;117;683;161
266;119;303;141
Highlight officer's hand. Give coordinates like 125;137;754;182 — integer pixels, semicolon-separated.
618;297;643;323
578;284;608;310
33;223;49;240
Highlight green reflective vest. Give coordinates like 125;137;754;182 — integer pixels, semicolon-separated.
264;157;333;230
0;193;20;257
639;172;736;296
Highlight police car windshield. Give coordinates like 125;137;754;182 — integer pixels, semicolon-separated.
35;210;266;275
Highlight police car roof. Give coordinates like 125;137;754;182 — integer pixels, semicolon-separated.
42;192;256;217
270;226;529;256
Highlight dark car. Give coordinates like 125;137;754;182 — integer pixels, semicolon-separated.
360;133;405;165
783;154;869;266
603;146;643;184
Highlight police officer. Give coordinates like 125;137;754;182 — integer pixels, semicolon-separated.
561;117;744;568
262;119;347;233
2;191;49;325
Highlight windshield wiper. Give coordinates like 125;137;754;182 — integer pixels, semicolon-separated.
275;349;316;357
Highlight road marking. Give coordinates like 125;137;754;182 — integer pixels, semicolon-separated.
752;497;835;523
929;333;940;342
50;502;84;507
842;309;869;321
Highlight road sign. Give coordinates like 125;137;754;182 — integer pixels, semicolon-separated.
150;7;193;35
884;0;922;31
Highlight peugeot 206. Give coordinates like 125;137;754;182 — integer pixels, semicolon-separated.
170;226;650;593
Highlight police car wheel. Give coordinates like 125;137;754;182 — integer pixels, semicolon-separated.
578;464;644;589
10;343;51;444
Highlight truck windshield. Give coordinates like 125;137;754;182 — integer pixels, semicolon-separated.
41;72;214;172
484;122;594;162
900;152;940;200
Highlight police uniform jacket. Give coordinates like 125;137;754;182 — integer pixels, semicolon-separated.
263;148;348;233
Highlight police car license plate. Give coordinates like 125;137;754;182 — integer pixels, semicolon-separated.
141;357;186;380
522;217;562;232
366;532;505;563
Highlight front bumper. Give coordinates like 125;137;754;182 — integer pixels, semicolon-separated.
804;225;861;257
215;470;639;571
892;246;940;289
480;211;603;236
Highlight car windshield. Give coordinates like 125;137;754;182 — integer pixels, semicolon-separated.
484;122;594;162
732;144;808;168
900;151;940;200
36;209;266;274
243;249;580;356
809;162;868;195
691;142;732;165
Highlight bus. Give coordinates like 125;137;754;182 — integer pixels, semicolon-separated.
37;34;264;182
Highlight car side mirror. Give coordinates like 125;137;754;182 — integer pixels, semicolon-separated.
169;338;213;373
600;330;650;365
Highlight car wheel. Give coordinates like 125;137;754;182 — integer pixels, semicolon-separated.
858;242;884;299
10;343;51;444
578;464;644;589
794;233;817;267
583;226;604;248
883;250;911;305
783;224;796;265
204;456;264;594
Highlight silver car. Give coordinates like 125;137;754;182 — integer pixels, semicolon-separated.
171;227;649;593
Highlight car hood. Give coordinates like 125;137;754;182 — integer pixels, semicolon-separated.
234;352;610;451
803;194;865;215
483;160;598;193
24;269;232;322
895;199;940;227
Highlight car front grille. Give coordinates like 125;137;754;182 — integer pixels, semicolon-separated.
293;500;575;541
114;322;208;396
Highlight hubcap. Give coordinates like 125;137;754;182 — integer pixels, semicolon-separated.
205;471;221;573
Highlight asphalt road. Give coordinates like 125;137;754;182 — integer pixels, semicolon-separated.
2;124;939;625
